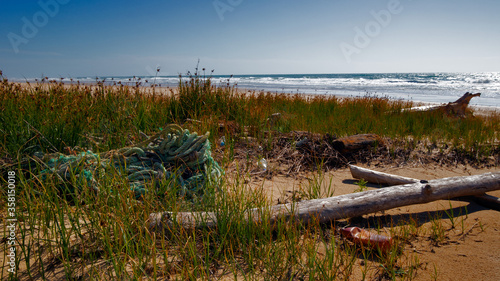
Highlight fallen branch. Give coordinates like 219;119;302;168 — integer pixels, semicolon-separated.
402;92;480;117
349;165;500;211
149;171;500;231
349;165;418;186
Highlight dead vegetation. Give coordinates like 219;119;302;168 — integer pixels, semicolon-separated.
216;131;499;182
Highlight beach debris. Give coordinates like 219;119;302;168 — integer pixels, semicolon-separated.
340;227;393;252
185;118;202;124
331;134;384;154
149;171;500;231
403;92;480;118
349;164;500;211
32;124;223;199
269;131;383;172
258;158;268;171
295;137;309;148
441;92;481;117
349;164;419;186
279;131;345;169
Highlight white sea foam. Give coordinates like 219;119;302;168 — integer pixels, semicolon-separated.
12;72;500;107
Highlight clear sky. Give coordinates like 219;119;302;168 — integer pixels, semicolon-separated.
1;0;499;78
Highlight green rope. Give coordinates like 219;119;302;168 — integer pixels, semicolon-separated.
36;124;223;199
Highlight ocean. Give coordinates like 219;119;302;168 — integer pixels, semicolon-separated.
23;72;500;107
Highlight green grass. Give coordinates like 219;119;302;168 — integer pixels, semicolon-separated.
1;73;498;158
1;71;499;280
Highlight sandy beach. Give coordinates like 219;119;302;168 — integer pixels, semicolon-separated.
213;109;500;280
1;80;499;280
242;164;500;280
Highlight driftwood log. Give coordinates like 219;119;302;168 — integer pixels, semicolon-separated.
403;92;480;117
349;165;500;211
331;134;383;154
349;165;418;186
148;171;500;231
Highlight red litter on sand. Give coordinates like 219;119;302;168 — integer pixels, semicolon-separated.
340;227;393;252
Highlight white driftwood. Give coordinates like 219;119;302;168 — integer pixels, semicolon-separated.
402;104;442;113
349;165;500;211
349;165;419;185
149;171;500;231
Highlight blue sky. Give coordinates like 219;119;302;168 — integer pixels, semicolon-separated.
1;0;499;78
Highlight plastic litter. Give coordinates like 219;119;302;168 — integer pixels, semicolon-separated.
340;226;393;252
258;158;268;171
34;124;223;199
296;137;308;147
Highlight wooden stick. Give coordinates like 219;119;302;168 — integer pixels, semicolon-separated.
148;171;500;231
349;164;500;211
349;165;419;185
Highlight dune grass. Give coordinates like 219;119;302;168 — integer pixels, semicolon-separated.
1;73;498;157
1;72;499;280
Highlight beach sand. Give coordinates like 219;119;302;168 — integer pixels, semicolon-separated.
242;163;499;280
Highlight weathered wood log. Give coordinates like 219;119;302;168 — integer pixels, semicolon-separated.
440;92;481;117
331;134;384;154
402;104;442;113
148;171;500;231
349;164;500;211
349;165;418;186
403;92;480;117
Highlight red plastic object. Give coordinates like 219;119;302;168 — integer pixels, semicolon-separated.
340;227;393;252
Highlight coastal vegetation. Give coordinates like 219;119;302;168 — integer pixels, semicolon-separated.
0;71;499;280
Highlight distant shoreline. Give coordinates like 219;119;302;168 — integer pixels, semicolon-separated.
8;72;499;108
8;80;500;116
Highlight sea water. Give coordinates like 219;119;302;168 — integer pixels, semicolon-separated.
214;72;500;108
25;72;500;107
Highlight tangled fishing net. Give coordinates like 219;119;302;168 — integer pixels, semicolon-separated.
35;124;223;199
